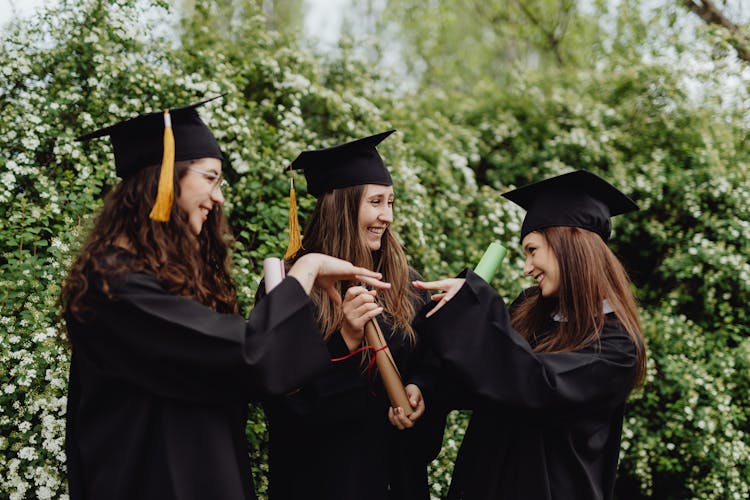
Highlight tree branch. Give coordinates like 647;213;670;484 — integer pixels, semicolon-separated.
514;0;566;65
681;0;750;63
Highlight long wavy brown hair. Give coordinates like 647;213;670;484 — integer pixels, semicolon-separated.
291;184;419;344
62;160;237;338
511;226;646;388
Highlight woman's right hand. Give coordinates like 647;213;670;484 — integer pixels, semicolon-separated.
287;253;390;304
388;384;425;430
340;286;383;351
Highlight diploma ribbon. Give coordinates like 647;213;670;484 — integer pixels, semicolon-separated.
330;343;390;397
330;344;389;378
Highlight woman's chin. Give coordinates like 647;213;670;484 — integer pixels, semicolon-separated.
189;222;203;236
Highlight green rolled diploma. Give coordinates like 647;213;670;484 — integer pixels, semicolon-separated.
473;241;507;283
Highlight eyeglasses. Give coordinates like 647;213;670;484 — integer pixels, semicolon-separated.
186;166;228;194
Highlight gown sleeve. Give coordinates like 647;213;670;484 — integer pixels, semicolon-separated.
413;269;637;413
255;280;365;421
72;272;331;403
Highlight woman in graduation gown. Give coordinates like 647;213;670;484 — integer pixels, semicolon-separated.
414;170;647;500
256;131;445;500
62;97;388;500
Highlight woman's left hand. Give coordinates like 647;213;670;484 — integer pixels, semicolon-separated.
413;278;466;317
388;384;425;430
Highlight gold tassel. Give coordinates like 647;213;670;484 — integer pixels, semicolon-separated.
149;110;175;222
284;175;302;259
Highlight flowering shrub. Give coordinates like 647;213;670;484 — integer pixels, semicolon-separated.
620;307;750;499
1;1;748;498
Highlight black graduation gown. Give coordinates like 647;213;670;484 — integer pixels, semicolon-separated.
65;267;331;500
413;269;637;500
257;270;445;500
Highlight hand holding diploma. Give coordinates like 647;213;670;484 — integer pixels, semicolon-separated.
263;258;286;293
341;286;383;351
388;384;425;430
339;286;416;418
341;287;420;420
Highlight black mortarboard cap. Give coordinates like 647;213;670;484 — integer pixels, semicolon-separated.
290;130;394;197
502;170;638;243
77;95;224;178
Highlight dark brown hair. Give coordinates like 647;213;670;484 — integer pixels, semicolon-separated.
511;226;646;388
62;161;237;337
293;185;419;344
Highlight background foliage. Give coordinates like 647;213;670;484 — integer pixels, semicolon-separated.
1;0;748;498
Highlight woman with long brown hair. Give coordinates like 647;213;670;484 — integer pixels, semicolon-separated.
257;131;443;500
62;97;388;500
414;170;646;500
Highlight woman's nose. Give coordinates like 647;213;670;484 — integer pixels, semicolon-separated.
211;187;225;206
524;258;534;276
379;207;393;223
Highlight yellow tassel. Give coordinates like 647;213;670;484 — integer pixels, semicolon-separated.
284;176;302;259
149;110;175;222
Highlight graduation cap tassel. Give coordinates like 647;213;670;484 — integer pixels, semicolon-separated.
149;110;175;222
284;175;302;259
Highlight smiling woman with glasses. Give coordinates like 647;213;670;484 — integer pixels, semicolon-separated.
62;96;389;500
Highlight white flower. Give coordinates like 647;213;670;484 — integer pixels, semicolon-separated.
21;136;41;150
18;447;37;461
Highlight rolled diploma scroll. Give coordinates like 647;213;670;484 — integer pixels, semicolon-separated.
263;257;286;293
364;318;414;416
473;241;507;283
